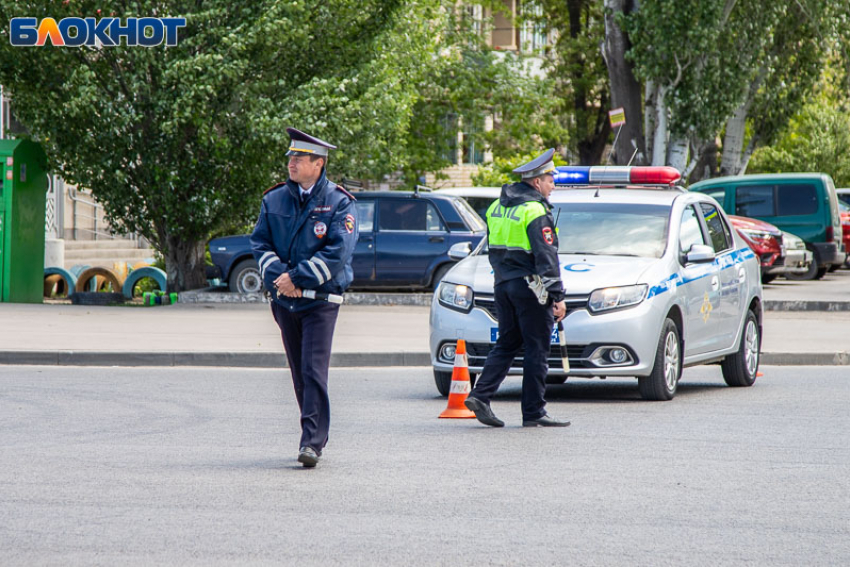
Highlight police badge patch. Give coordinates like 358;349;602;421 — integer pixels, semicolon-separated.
542;226;554;245
344;214;355;234
314;221;328;239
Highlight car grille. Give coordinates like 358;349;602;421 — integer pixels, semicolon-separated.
473;294;589;320
466;342;591;370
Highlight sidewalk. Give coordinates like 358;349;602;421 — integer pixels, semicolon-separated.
0;300;848;367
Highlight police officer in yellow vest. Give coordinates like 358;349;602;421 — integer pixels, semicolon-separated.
464;149;570;428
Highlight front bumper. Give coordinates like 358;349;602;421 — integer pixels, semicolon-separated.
430;292;665;378
774;249;813;274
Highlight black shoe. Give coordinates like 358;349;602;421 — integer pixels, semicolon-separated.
464;397;505;428
522;414;571;427
297;446;320;467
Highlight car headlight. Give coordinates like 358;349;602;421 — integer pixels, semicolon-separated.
740;229;776;243
588;284;648;313
438;282;474;313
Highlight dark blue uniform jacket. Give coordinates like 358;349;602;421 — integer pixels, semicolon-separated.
250;170;358;312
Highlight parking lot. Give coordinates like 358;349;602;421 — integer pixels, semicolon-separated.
1;365;848;566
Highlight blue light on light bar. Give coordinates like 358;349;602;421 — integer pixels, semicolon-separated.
553;166;590;185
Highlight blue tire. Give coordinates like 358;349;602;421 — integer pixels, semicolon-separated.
123;267;168;299
43;267;77;298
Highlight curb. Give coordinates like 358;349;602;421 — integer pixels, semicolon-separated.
0;350;846;368
763;300;850;312
0;350;432;368
177;289;433;307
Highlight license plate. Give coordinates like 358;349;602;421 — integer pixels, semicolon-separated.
491;326;560;344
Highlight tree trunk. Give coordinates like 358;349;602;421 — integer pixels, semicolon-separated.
651;84;669;166
720;103;749;176
164;237;208;293
644;79;657;163
687;138;719;184
667;134;689;173
737;134;759;175
603;0;646;165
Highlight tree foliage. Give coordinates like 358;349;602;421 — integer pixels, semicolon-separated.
0;0;458;290
748;95;850;187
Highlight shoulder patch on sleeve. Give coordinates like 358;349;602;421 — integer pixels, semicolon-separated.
263;182;287;196
542;226;554;245
334;183;357;201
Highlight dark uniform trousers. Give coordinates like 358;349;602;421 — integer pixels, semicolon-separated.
271;300;340;453
470;277;554;421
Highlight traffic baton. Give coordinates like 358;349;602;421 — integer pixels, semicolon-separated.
277;289;344;304
557;320;570;372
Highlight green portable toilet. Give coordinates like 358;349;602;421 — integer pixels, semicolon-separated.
0;139;48;303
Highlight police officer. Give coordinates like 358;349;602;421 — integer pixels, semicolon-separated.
464;149;570;428
250;128;358;467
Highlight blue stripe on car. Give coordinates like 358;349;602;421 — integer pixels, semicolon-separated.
647;247;755;299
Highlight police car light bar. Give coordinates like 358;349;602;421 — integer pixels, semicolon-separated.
553;166;681;186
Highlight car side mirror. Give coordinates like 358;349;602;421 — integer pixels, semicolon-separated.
448;241;473;261
686;244;716;263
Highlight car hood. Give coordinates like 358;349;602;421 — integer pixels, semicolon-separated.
445;254;659;295
729;215;781;236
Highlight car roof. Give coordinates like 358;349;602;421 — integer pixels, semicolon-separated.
549;187;689;206
351;190;459;201
690;173;829;188
434;187;501;197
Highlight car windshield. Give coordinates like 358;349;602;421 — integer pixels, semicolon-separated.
553;203;669;258
453;198;487;232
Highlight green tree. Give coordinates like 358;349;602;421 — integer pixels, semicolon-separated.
748;96;850;187
403;3;565;185
0;0;434;291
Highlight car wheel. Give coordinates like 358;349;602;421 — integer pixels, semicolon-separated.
229;259;263;294
721;310;760;387
638;318;681;401
434;369;452;397
430;264;452;290
761;273;777;284
785;256;819;281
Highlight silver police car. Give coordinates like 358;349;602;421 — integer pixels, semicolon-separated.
430;166;763;401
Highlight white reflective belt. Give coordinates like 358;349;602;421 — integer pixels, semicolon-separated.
306;260;325;284
450;380;470;394
312;256;332;281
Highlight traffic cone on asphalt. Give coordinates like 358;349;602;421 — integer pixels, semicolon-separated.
439;339;476;419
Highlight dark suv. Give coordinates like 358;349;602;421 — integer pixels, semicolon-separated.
208;190;487;293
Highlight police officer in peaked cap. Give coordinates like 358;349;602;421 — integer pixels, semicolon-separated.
250;128;358;467
463;149;571;428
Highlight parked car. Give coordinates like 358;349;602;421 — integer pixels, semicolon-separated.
208;189;487;293
690;173;846;279
838;201;850;267
836;188;850;207
431;166;763;401
780;231;815;276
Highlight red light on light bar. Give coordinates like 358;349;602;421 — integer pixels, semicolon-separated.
629;167;681;184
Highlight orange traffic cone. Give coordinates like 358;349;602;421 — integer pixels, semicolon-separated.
439;339;476;419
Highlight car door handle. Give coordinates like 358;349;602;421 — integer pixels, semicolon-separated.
429;236;445;243
710;276;720;290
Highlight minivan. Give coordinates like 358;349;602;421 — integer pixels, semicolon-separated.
690;173;845;279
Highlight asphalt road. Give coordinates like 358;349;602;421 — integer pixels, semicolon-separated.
1;365;848;566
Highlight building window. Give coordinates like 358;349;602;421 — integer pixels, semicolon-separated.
519;2;548;55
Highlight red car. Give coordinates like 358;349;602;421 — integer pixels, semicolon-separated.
838;201;850;266
728;215;785;283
